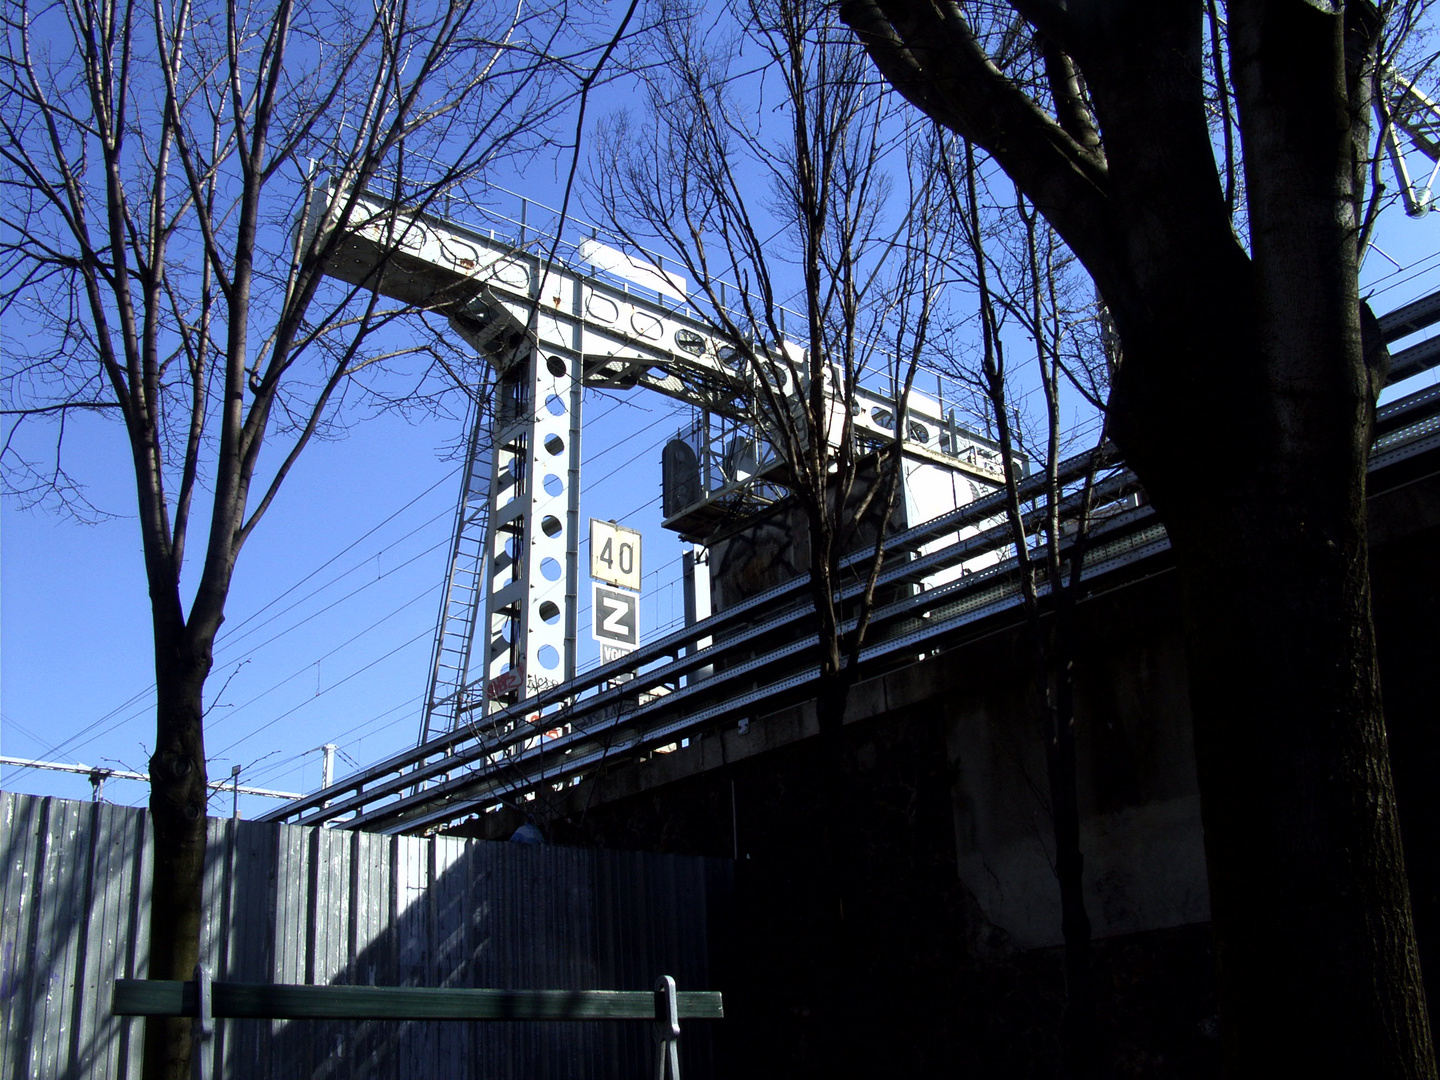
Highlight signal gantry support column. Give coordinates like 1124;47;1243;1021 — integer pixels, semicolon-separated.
479;325;583;712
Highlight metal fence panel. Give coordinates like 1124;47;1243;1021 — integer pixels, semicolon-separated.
0;793;726;1080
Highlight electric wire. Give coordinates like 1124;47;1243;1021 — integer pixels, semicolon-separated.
63;395;685;783
215;529;450;666
1;710;53;752
21;530;447;776
235;697;417;791
193;399;682;759
219;465;460;644
86;571;441;798
209;625;434;761
206;586;439;752
246;696;420;791
16;467;458;775
18;203;1439;798
1366;247;1440;305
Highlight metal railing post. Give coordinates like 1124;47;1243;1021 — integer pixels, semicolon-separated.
192;965;214;1080
653;975;682;1080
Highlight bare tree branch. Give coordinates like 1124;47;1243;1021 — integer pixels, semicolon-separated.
2;0;607;1073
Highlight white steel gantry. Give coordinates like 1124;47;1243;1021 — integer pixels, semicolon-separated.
312;187;1011;745
1381;66;1440;218
297;65;1440;752
316;190;592;735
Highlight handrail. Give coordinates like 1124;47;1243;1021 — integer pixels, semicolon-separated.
261;445;1127;826
260;376;1440;833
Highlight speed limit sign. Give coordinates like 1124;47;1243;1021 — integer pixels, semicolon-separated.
590;519;641;592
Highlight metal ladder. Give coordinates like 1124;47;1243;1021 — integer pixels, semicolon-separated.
417;397;493;746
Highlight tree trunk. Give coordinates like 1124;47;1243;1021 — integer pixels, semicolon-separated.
143;639;210;1080
1097;6;1434;1073
1099;181;1434;1080
1174;473;1430;1077
1101;210;1434;1076
1043;597;1097;1079
812;668;859;1078
839;0;1436;1070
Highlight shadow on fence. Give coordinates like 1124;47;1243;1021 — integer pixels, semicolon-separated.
0;793;730;1079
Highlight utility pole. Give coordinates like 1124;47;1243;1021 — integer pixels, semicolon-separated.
321;744;337;809
0;755;302;801
231;764;242;820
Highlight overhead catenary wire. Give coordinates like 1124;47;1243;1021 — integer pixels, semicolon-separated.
21;383;689;786
206;588;440;755
26;216;1437;801
215;529;451;669
208;626;434;764
15;464;459;776
246;697;420;791
216;465;460;647
19;527;449;776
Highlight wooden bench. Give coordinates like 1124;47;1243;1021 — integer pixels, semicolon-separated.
115;969;723;1079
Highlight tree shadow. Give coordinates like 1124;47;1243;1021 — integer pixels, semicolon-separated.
0;794;729;1079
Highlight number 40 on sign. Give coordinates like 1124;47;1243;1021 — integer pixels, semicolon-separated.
590;519;641;592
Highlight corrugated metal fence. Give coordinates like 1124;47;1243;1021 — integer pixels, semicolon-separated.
0;793;729;1079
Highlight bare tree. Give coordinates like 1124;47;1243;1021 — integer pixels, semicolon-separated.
0;0;591;1074
593;0;944;743
934;132;1122;1075
837;0;1436;1074
590;0;953;1057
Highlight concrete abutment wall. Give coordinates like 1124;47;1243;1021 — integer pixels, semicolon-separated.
453;469;1440;1076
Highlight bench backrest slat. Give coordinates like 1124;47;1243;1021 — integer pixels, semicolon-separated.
112;980;724;1022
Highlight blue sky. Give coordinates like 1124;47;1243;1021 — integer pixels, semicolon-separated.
3;20;1439;817
0;285;701;813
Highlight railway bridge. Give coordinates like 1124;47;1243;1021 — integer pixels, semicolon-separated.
262;354;1440;943
258;184;1440;1071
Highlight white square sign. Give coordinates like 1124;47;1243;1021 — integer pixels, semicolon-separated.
590;519;642;592
591;583;640;650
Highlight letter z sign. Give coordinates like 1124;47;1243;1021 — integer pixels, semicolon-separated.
592;583;639;650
